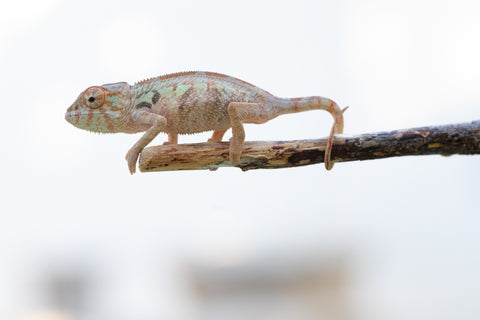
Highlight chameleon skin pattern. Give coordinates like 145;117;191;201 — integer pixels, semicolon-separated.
134;72;267;134
65;71;347;174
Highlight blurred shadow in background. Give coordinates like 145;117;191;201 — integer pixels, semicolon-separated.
22;248;352;320
186;248;352;320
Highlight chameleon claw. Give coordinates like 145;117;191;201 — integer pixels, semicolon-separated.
125;148;141;174
228;136;243;165
229;151;241;165
229;145;241;165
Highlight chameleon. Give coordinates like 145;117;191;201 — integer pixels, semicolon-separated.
65;71;348;174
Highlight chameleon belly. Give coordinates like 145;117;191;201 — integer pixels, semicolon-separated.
155;83;233;134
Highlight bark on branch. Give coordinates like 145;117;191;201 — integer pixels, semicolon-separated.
138;120;480;172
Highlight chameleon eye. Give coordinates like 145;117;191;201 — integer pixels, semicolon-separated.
83;86;106;109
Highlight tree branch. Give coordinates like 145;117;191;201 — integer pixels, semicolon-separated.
138;120;480;172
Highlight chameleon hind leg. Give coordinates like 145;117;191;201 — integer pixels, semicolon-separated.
227;102;272;165
208;129;228;142
163;133;178;145
227;101;347;169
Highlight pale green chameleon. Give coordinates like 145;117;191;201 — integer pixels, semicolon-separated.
65;71;347;174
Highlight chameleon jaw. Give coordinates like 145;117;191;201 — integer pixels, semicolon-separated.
64;109;123;133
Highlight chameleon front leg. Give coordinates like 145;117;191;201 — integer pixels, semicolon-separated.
126;110;167;174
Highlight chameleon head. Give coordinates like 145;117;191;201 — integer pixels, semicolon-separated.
65;82;133;133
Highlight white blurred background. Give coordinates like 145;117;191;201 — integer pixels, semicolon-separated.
0;0;479;319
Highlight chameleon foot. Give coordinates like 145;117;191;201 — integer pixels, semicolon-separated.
228;137;242;165
125;147;141;174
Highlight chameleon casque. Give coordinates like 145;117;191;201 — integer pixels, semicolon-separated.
65;71;348;174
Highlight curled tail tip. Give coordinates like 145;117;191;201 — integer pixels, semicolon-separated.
325;162;334;170
324;105;348;170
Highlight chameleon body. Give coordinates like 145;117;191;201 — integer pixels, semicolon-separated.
65;71;347;174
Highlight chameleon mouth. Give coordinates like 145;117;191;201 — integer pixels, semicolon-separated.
64;111;112;133
64;109;123;133
64;110;76;123
64;110;89;124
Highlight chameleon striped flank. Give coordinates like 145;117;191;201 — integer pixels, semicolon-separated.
65;71;347;174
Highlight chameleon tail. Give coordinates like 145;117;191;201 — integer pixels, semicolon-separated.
276;96;348;170
325;104;348;170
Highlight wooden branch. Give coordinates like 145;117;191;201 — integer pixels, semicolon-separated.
138;120;480;172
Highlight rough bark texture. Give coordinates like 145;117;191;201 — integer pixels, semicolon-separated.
138;120;480;172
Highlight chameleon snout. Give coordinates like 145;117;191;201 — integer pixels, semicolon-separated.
66;102;78;113
65;102;79;123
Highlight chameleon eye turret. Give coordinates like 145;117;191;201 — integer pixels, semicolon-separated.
65;82;134;134
82;86;105;109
